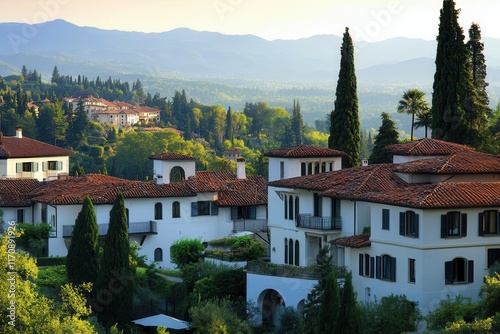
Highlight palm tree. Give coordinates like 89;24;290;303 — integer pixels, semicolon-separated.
397;88;429;140
414;109;432;138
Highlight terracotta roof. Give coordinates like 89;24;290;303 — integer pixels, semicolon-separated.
214;175;268;206
271;162;500;209
393;150;500;174
330;233;371;248
0;179;40;207
186;170;238;192
0;135;74;158
265;145;347;158
149;152;196;160
384;138;473;156
30;174;196;205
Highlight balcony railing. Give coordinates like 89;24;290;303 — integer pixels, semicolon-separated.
247;260;348;280
63;221;157;238
233;219;268;232
296;214;341;230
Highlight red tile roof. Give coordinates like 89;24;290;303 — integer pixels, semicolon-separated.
0;134;74;158
393;150;500;174
384;138;473;156
330;233;371;248
149;152;196;161
0;179;40;207
214;175;268;206
265;145;347;158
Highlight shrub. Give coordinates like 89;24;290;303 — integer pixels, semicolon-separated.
170;238;205;268
36;256;66;266
426;295;479;331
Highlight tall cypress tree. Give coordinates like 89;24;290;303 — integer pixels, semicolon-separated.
290;99;304;146
97;193;133;328
328;27;360;168
66;196;99;286
369;112;400;164
319;269;340;334
431;0;482;147
226;106;233;143
334;272;361;334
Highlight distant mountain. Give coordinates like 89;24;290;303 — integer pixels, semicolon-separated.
1;19;499;131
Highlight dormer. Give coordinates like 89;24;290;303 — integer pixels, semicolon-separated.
265;144;347;182
149;152;196;184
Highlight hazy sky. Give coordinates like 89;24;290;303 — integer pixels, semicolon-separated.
1;0;498;41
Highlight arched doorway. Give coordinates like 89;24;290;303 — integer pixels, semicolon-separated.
169;166;186;182
259;289;285;328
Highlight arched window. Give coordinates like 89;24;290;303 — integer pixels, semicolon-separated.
295;240;300;266
154;203;163;220
295;196;299;221
284;238;288;264
288;239;294;265
172;201;180;218
288;195;294;221
445;257;473;284
376;254;396;282
284;195;288;219
170;166;186;182
154;248;163;262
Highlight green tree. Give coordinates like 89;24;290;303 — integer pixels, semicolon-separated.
170;238;205;269
467;23;491;117
319;269;340;334
414;109;432;138
67;196;99;286
97;193;134;329
189;298;251;334
425;295;478;331
67;98;90;147
36;101;67;145
329;27;360;168
431;0;485;149
369;112;399;164
290;99;304;146
51;65;61;84
334;271;361;334
397;88;429;141
226;106;233;143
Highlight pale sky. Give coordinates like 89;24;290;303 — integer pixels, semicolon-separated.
0;0;498;41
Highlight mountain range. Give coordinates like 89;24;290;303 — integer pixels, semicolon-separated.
1;19;499;132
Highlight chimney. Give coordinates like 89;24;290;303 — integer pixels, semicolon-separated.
15;126;23;138
362;158;368;166
236;157;246;179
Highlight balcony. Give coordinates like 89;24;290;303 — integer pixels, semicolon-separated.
233;219;268;232
63;221;158;238
247;260;348;280
296;214;341;230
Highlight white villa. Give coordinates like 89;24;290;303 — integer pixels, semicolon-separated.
247;138;500;325
0;146;267;268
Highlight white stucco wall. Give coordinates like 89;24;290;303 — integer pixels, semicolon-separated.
2;156;70;181
268;156;342;182
153;159;196;184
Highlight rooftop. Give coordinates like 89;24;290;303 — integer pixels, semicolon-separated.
265;144;347;158
0;133;74;159
384;138;473;156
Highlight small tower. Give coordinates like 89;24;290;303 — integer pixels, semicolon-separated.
149;152;196;184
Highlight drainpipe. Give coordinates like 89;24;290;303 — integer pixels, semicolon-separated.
353;201;357;235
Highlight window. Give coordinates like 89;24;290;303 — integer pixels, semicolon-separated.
409;258;416;283
376;255;396;282
16;162;38;173
154;248;163;262
399;211;419;238
441;212;467;238
295;197;299;221
284;195;288;219
154;203;163;220
359;253;374;278
487;249;500;268
313;193;322;217
331;198;341;219
288;238;294;265
288;196;294;221
191;201;218;216
47;161;62;171
280;161;284;179
314;162;320;174
301;162;306;176
284;238;288;263
382;209;390;230
172;201;180;218
17;209;24;223
231;206;257;219
294;240;300;266
308;163;312;175
445;257;474;284
479;210;500;236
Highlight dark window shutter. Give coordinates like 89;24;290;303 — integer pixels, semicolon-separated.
390;257;396;282
370;257;375;278
445;261;453;284
399;212;405;235
497;211;500;235
249;206;257;219
441;215;448;238
479;212;485;236
191;202;198;217
359;254;364;276
210;202;218;216
461;213;467;237
414;214;419;238
231;207;238;219
376;256;381;279
468;260;474;283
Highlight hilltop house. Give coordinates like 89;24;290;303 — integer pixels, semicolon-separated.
0;147;267;268
247;138;500;325
0;126;73;181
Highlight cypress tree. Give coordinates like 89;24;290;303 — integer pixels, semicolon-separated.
334;272;361;334
369;112;399;164
319;269;340;334
430;0;481;147
328;27;360;168
66;196;99;286
226;106;233;143
97;193;133;328
291;99;304;146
